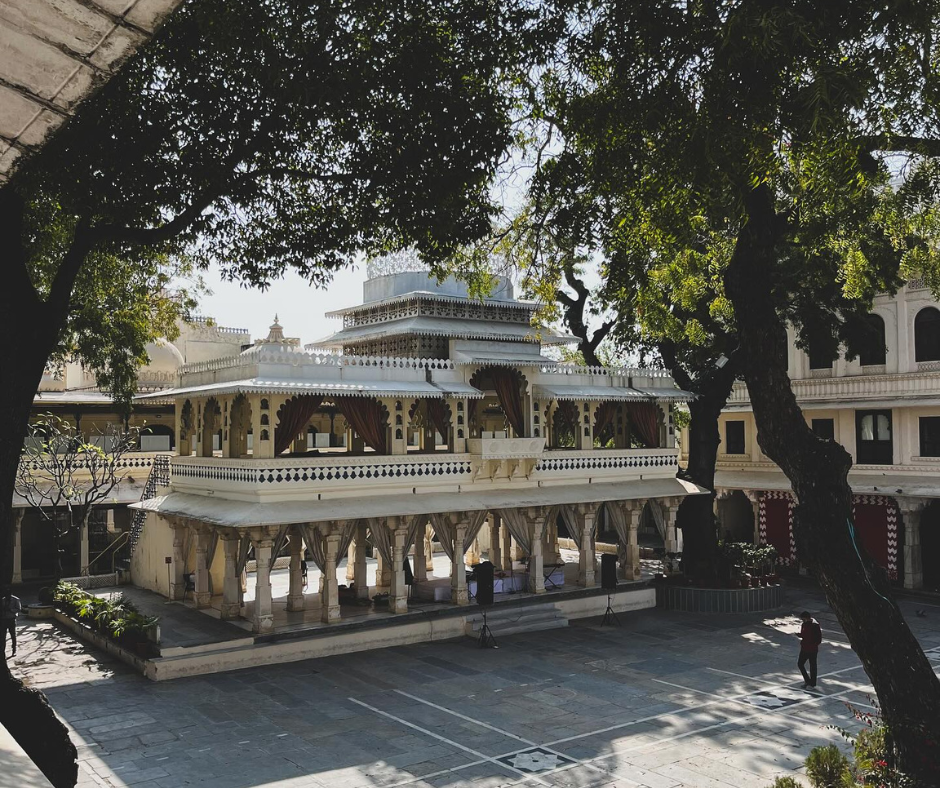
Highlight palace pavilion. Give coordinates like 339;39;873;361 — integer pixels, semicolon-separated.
130;269;700;641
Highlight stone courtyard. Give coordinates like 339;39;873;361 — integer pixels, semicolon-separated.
9;586;940;788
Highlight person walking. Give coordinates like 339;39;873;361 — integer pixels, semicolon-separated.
798;610;822;689
1;589;22;658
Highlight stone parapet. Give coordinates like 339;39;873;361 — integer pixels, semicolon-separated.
656;583;784;613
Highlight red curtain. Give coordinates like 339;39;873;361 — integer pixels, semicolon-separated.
763;499;790;559
489;368;526;437
426;399;449;438
274;395;323;455
627;402;661;448
853;502;889;569
339;397;388;454
594;402;617;435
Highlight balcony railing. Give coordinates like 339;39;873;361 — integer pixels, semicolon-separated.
729;369;940;405
168;445;679;501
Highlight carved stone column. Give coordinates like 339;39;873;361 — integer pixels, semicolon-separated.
413;521;428;583
488;514;502;568
577;507;596;587
79;519;90;577
897;498;927;590
220;532;241;620
12;510;24;585
624;503;642;581
354;521;369;600
451;518;469;605
501;522;513;570
193;527;212;608
321;527;342;624
424;525;435;573
744;491;762;545
528;512;545;594
169;520;187;601
389;518;408;614
346;537;356;582
466;537;481;566
251;530;275;633
663;499;682;574
376;551;391;589
287;531;305;612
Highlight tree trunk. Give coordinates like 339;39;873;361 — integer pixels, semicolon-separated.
676;381;733;583
725;185;940;783
0;189;81;786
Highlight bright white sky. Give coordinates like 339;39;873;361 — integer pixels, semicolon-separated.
194;258;606;346
197;264;369;345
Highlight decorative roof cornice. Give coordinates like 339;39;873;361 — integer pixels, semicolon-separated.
325;291;536;318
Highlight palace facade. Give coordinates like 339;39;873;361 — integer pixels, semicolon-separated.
130;270;699;636
695;280;940;591
12;317;250;584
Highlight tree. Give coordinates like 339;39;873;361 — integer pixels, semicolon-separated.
0;0;531;614
554;259;614;368
16;415;140;581
0;1;538;783
518;1;940;778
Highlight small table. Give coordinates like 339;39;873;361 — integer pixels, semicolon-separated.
543;562;565;589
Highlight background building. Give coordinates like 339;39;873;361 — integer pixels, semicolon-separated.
684;279;940;591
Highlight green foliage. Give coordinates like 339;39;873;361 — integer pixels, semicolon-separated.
53;584;157;648
766;778;804;788
9;0;537;401
806;745;851;788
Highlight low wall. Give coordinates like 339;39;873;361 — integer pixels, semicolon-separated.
656;583;784;613
53;611;151;675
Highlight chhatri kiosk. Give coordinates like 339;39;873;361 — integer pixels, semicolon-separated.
132;268;699;640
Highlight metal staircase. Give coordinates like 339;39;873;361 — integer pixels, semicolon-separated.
129;454;171;556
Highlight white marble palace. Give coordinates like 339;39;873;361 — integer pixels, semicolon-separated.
696;279;940;592
130;270;698;634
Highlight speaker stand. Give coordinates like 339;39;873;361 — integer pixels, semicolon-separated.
478;608;498;648
601;594;620;627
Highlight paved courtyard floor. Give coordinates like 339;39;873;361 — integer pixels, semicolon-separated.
8;586;940;788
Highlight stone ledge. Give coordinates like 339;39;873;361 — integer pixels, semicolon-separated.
52;611;150;675
656;583;784;613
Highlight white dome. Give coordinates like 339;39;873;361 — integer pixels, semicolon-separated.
143;339;184;374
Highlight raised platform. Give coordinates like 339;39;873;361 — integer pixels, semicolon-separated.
89;580;655;680
656;582;784;613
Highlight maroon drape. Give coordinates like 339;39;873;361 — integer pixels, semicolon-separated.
627;402;661;448
426;399;449;438
594;402;617;435
339;397;388;454
275;395;323;455
489;368;526;437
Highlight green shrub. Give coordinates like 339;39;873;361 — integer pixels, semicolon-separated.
51;582;157;649
767;777;804;788
806;745;850;788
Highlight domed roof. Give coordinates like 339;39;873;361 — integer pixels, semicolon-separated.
143;339;185;374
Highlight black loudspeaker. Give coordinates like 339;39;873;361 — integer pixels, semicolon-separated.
475;561;495;606
601;553;617;591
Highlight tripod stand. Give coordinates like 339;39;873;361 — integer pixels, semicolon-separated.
601;594;620;626
478;607;498;648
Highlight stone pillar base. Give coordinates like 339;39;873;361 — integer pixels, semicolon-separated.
220;602;241;620
193;592;211;609
287;593;305;612
253;614;274;633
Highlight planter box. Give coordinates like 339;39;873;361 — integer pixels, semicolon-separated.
52;610;151;675
656;583;784;613
26;605;55;619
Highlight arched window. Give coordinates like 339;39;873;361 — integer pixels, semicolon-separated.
859;314;886;366
808;345;834;371
915;307;940;362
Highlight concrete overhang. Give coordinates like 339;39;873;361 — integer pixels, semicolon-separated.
0;0;185;182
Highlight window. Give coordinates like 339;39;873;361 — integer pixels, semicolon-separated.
919;417;940;457
725;420;746;454
915;307;940;362
859;314;886;366
808;345;835;370
856;410;892;464
811;419;834;440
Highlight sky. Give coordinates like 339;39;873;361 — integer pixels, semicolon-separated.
196;264;369;345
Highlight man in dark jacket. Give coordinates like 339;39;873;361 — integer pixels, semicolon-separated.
2;589;22;657
798;610;822;688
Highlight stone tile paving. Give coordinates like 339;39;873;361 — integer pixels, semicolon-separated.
7;586;940;788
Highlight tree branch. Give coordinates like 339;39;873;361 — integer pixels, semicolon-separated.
857;134;940;157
